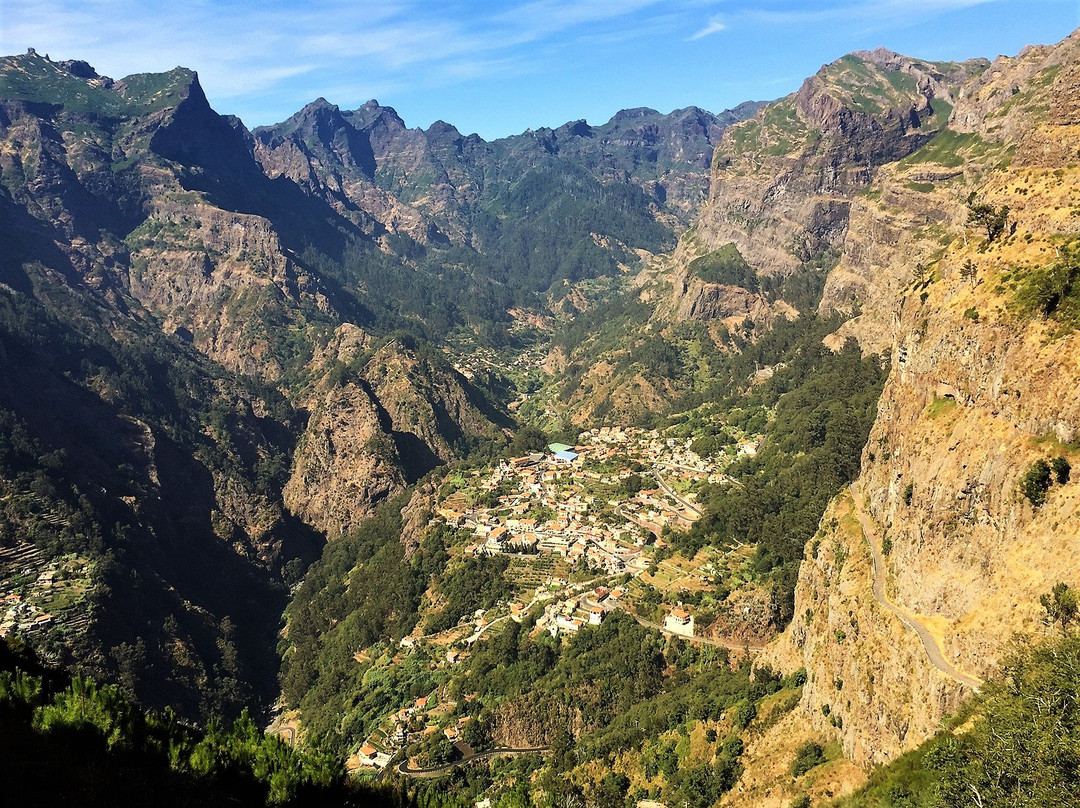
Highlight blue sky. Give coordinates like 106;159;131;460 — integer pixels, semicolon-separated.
1;1;1077;138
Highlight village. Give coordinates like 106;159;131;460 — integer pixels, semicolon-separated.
0;544;93;648
346;424;766;774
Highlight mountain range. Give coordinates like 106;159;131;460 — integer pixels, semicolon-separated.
2;26;1079;808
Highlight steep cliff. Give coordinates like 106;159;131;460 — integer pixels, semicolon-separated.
759;29;1080;768
284;331;509;539
655;50;987;333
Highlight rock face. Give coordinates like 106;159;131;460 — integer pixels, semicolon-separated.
760;29;1080;766
252;99;763;249
676;50;986;289
284;334;509;539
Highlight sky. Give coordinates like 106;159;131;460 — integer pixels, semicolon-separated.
1;0;1078;139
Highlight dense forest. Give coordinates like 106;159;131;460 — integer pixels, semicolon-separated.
0;636;404;807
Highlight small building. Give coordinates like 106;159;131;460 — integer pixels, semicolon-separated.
358;744;379;767
664;607;695;638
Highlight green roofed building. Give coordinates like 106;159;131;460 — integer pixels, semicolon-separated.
547;442;574;454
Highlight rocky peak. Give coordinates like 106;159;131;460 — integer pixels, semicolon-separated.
556;119;594;139
666;46;987;291
59;59;98;79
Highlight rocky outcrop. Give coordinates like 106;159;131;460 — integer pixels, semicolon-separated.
678;50;986;288
763;29;1080;765
284;331;509;540
283;374;405;542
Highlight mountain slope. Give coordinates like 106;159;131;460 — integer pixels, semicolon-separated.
756;28;1080;776
0;51;512;719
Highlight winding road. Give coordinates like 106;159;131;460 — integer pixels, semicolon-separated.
651;466;703;518
395;746;549;779
852;486;982;691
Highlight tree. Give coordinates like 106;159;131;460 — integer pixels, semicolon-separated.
1020;459;1052;507
966;193;1010;242
1041;582;1079;634
511;426;548;455
1052;455;1071;485
790;741;826;777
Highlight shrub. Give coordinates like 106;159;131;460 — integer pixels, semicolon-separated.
1020;460;1052;507
1052;456;1071;484
790;741;826;777
902;483;914;505
732;699;756;730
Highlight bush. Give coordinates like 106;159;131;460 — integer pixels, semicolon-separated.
902;483;914;505
1052;455;1071;484
790;741;826;777
1020;460;1052;507
732;700;756;730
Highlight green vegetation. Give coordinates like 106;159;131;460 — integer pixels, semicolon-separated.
689;244;760;290
836;625;1080;808
790;740;827;777
280;495;428;743
897;129;994;169
424;555;512;634
966;193;1011;243
1019;459;1052;507
679;333;886;624
1040;582;1078;634
0;637;400;807
1013;239;1080;335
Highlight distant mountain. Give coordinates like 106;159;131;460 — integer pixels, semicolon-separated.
252;98;761;244
0;47;755;719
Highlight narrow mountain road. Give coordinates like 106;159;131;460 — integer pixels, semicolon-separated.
852;486;982;691
651;466;703;517
395;746;549;779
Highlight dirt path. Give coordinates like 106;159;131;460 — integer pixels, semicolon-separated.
852;486;982;691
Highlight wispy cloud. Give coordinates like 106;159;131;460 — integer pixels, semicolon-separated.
688;14;726;39
727;0;1001;28
0;0;701;123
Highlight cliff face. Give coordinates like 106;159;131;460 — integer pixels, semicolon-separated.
252;99;760;251
684;50;986;282
284;332;509;539
760;29;1080;767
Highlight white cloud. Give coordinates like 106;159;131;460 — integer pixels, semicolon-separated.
688;14;726;39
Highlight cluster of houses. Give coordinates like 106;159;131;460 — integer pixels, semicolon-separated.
0;550;92;640
354;691;484;771
536;585;624;637
0;591;52;637
436;437;713;576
